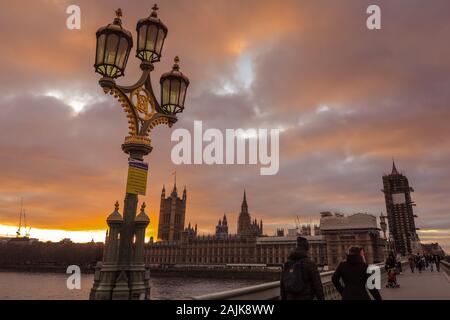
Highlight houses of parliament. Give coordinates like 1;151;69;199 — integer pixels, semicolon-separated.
146;183;267;265
145;179;386;269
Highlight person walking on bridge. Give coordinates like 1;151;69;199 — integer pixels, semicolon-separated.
385;252;400;288
396;252;403;274
408;254;416;273
429;254;436;272
420;254;426;272
385;252;396;271
415;253;423;273
435;254;441;272
332;246;382;300
280;237;324;300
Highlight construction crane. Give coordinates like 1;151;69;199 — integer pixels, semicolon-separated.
295;215;301;234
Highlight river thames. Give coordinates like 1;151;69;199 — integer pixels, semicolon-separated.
0;271;266;300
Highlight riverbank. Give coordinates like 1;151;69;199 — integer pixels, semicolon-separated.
0;265;281;280
0;264;95;274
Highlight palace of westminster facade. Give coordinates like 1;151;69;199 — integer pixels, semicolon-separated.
145;181;387;269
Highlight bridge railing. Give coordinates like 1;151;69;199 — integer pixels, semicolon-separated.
193;261;408;300
441;260;450;276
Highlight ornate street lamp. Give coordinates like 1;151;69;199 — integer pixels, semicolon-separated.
90;5;189;301
136;4;168;63
160;56;190;115
94;9;133;79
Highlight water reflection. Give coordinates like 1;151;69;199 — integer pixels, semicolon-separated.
0;272;266;300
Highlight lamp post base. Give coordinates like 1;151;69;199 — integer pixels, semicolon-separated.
90;143;152;300
90;262;151;300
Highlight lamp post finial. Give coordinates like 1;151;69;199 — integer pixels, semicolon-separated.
173;56;180;71
151;4;159;17
114;8;123;25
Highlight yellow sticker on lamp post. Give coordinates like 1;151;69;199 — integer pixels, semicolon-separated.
126;161;149;195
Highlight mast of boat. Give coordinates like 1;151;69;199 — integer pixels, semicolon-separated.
16;198;23;237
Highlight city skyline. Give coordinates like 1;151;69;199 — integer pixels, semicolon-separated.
0;0;450;253
0;170;442;248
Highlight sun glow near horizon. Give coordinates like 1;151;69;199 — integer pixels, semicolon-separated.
0;224;106;243
0;224;157;243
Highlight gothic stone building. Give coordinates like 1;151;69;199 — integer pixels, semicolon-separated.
237;191;263;238
320;212;386;269
382;161;420;255
215;214;229;239
256;235;327;266
146;191;263;265
157;183;187;242
145;191;327;266
145;186;384;269
146;233;328;267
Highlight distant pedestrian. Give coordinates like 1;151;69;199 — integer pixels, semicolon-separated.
332;246;382;300
429;255;436;272
435;255;441;272
386;268;400;288
396;252;402;274
415;253;423;273
420;255;426;272
385;252;400;287
408;254;415;273
280;237;324;300
385;252;396;271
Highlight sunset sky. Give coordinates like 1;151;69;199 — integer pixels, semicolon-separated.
0;0;449;251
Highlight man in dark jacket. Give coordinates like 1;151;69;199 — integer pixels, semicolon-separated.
435;254;441;272
332;246;382;300
280;237;324;300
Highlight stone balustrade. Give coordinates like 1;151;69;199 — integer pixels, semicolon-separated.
193;261;409;300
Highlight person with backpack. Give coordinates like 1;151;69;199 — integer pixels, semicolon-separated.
331;246;382;300
280;236;324;300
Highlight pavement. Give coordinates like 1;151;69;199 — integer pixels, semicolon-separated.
380;266;450;300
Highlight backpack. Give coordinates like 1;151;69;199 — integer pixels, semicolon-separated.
281;260;307;294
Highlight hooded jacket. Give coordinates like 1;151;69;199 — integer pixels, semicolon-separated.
280;247;325;300
331;254;382;300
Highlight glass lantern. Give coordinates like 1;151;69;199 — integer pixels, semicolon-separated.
95;9;133;78
136;4;168;63
160;56;190;115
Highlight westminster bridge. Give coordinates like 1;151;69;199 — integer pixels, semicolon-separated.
193;260;450;300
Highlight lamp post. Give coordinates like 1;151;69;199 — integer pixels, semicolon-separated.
90;5;189;300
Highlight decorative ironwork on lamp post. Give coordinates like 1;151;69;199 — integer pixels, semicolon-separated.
90;5;189;300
